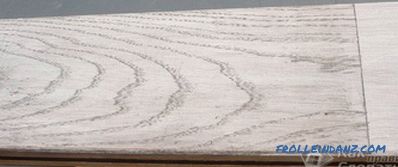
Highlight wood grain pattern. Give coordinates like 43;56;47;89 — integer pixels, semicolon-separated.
356;2;398;154
0;3;371;155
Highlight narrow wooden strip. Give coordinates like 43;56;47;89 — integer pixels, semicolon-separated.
356;2;398;154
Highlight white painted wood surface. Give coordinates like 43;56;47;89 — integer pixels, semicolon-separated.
356;2;398;154
0;2;396;155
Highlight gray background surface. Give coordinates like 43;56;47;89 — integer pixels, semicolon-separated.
0;0;397;19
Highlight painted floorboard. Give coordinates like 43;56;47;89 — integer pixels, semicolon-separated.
356;2;398;154
0;3;371;154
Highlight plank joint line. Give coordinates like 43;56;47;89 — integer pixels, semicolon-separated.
352;3;371;146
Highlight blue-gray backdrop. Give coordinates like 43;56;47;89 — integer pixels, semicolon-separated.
0;0;397;19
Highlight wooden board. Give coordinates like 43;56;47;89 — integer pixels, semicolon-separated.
0;150;387;167
356;2;398;154
0;1;396;162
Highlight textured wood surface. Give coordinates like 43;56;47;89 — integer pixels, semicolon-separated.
356;2;398;154
0;2;396;156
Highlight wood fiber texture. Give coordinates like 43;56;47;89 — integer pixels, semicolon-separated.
356;2;398;154
1;2;395;155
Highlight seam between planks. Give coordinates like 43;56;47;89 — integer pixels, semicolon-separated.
352;3;371;146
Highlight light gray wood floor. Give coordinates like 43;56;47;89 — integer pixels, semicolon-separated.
356;2;398;154
0;2;396;155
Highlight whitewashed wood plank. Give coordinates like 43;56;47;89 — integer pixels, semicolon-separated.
356;2;398;154
0;4;367;154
